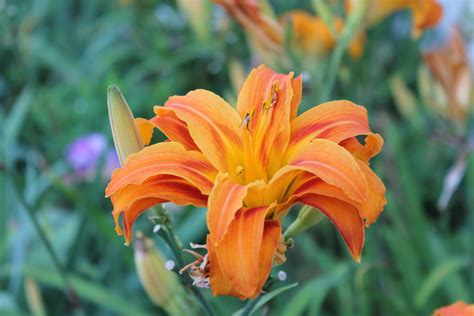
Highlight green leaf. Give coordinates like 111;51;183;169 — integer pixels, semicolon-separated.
233;283;299;316
0;265;151;315
281;263;349;316
414;257;469;308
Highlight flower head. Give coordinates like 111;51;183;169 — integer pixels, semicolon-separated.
422;28;473;124
214;1;364;63
346;0;443;37
106;65;386;298
65;133;119;181
433;301;474;316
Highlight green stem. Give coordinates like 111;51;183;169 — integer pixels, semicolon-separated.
8;171;80;308
241;278;277;316
319;0;368;102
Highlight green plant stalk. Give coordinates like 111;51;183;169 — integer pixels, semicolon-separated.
240;278;277;316
319;0;368;102
9;171;80;308
150;211;215;316
311;0;337;37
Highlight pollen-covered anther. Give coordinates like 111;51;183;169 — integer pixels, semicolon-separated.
273;236;287;265
264;81;280;110
179;245;210;288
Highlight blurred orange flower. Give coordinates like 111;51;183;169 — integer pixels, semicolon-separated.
422;28;473;124
214;1;364;61
346;0;443;37
282;10;365;59
433;301;474;316
106;65;386;298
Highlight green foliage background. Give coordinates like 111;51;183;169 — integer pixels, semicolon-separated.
1;0;473;315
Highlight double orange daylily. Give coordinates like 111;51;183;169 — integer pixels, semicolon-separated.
106;65;386;298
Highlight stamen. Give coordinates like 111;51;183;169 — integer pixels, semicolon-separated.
273;236;287;265
180;243;211;288
240;107;255;131
264;81;280;110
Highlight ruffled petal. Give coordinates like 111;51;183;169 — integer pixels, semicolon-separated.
106;142;217;197
339;133;384;163
355;160;386;226
151;107;199;151
298;194;364;261
276;139;368;203
212;205;273;298
208;219;281;299
287;100;371;156
163;89;243;173
112;176;207;244
207;173;249;244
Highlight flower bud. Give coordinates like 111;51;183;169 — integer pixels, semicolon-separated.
284;205;324;239
134;232;194;315
107;86;143;165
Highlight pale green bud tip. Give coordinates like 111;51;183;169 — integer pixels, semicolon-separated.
283;205;324;239
107;85;144;166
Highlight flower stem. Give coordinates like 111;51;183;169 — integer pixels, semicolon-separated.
8;171;81;308
319;0;368;102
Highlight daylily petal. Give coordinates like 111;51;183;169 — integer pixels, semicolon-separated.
207;234;241;297
151;107;199;151
410;0;443;37
163;89;243;173
208;219;281;299
134;118;155;146
298;194;365;261
291;167;385;226
340;133;384;163
213;205;273;298
106;142;217;197
252;220;281;297
278;139;368;202
356;160;386;226
237;65;296;180
290;75;303;120
113;176;207;244
433;301;474;316
288;100;371;156
207;173;249;244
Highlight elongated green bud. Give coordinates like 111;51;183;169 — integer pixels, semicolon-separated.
107;86;143;165
134;232;194;315
284;205;324;239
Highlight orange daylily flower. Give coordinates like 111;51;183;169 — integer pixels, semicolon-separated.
106;65;386;298
346;0;443;37
433;301;474;316
422;28;473;124
281;10;365;59
214;1;364;60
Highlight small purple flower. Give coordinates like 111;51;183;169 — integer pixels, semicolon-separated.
65;133;120;182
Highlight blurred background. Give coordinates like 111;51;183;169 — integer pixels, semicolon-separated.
1;0;473;315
